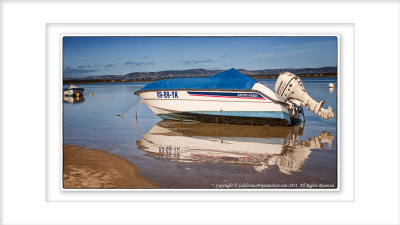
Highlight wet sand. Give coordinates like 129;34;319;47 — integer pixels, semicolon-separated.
63;144;159;189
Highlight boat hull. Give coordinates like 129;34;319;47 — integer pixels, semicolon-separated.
136;89;294;125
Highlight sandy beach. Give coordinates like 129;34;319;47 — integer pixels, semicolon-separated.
63;144;159;189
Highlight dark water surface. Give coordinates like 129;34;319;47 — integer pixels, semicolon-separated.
63;77;338;189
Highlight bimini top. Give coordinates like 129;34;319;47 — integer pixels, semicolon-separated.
137;68;256;91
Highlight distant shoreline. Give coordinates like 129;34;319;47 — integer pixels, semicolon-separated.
64;73;337;84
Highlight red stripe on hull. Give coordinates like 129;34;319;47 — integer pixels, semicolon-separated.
189;94;265;100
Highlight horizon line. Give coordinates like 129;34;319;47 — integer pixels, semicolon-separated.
64;66;338;77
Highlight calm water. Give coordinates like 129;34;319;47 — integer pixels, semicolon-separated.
63;77;338;189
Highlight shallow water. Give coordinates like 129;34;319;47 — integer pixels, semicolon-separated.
63;77;338;189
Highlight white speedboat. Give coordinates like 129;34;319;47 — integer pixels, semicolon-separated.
134;68;333;125
63;84;84;97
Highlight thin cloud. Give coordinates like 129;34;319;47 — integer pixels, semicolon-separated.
287;48;314;54
63;68;98;74
124;61;156;66
272;40;337;49
63;69;98;77
103;64;115;68
124;61;134;65
255;40;336;58
180;59;213;65
254;53;277;58
77;64;103;68
220;53;231;58
78;65;92;69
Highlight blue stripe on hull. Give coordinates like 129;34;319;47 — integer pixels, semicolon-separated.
187;111;290;121
158;111;292;126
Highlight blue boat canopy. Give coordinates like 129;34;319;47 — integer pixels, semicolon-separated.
138;68;256;91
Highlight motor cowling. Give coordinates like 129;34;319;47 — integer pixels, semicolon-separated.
274;72;334;120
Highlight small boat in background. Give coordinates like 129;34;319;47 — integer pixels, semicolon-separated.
64;84;84;97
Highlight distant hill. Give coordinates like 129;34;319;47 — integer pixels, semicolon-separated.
63;67;337;83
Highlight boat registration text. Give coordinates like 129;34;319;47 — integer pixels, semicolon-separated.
157;91;179;99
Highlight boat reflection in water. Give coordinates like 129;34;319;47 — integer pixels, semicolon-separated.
137;120;334;174
63;96;85;104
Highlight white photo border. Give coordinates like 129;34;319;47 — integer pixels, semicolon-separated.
1;1;399;225
47;23;351;201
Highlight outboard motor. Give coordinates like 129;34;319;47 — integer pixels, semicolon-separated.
275;72;334;120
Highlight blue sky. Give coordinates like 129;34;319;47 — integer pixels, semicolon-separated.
63;36;337;78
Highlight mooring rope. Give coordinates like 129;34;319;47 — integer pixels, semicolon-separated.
116;100;147;137
116;100;143;117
